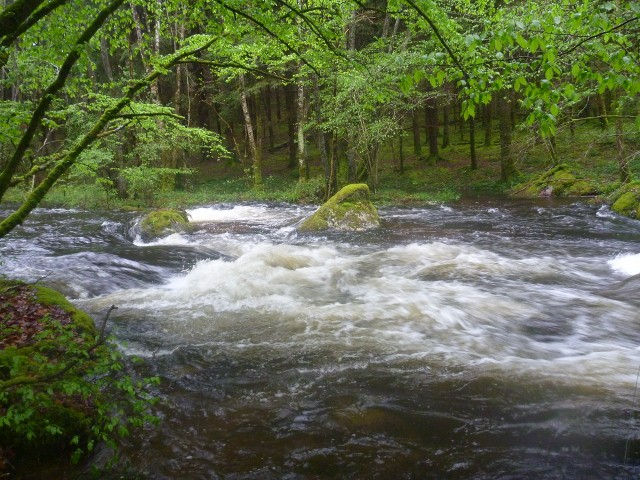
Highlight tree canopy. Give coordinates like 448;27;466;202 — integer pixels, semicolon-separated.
1;0;639;237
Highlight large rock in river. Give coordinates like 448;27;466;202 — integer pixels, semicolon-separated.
510;164;599;198
139;208;190;241
298;183;380;232
609;181;640;219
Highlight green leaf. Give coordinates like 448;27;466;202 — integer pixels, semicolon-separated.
545;67;554;81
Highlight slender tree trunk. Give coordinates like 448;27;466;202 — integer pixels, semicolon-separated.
296;78;308;181
313;76;329;190
275;85;282;122
100;37;114;82
264;86;275;151
616;104;630;183
441;102;450;148
347;146;357;183
285;83;297;168
425;95;439;164
399;132;404;174
254;90;264;188
483;100;492;146
498;93;516;182
412;109;422;157
596;93;609;130
469;117;477;170
239;75;260;186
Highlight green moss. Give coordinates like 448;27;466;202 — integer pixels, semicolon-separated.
139;208;190;240
298;184;380;232
511;164;600;198
33;285;96;333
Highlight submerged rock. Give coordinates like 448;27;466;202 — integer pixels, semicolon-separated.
511;164;599;198
139;208;190;241
298;183;380;232
609;181;640;219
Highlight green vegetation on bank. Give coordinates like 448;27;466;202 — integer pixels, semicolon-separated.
4;120;638;212
0;279;159;470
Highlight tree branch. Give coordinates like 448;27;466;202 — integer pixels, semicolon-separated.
560;16;640;56
0;36;217;238
0;0;127;202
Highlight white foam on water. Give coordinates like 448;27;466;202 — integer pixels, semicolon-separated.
88;240;640;389
133;232;192;247
187;204;305;225
608;252;640;276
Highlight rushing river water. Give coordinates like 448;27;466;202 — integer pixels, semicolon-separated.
3;198;640;479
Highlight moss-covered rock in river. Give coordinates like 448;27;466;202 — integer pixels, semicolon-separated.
511;164;600;198
298;183;380;232
139;208;190;240
609;181;640;219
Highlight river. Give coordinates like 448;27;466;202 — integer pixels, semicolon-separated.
2;198;640;479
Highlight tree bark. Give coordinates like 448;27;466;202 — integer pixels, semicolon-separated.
483;100;492;147
296;78;308;181
285;83;297;168
412;109;422;157
498;92;516;182
441;101;450;148
469;117;477;170
239;75;261;187
425;95;439;164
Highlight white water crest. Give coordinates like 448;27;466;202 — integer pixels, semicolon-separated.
608;252;640;276
187;204;308;225
89;239;640;388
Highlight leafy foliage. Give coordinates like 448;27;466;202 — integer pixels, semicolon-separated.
0;282;159;466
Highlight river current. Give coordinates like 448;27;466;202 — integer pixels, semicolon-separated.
3;198;640;479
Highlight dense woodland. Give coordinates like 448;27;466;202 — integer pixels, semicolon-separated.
1;0;639;237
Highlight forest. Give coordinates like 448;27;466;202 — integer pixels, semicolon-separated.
1;0;639;238
2;1;640;476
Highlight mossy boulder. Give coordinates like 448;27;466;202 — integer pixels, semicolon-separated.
0;280;97;462
298;183;380;232
511;164;599;198
609;181;640;219
139;208;190;241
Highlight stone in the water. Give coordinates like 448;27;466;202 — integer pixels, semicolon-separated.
610;181;640;220
298;183;380;232
139;208;190;240
511;164;599;198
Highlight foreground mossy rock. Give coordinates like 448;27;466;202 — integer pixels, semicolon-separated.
298;183;380;232
511;164;599;198
0;280;97;459
609;181;640;219
139;208;190;240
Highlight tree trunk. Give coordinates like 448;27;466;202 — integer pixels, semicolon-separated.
239;75;260;187
616;107;630;183
425;95;439;164
100;37;114;82
412;109;422;157
313;76;329;190
498;93;516;182
285;83;297;168
296;78;308;181
264;86;275;151
469;117;477;170
441;102;450;148
399;132;405;174
253;90;264;188
483;100;492;146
